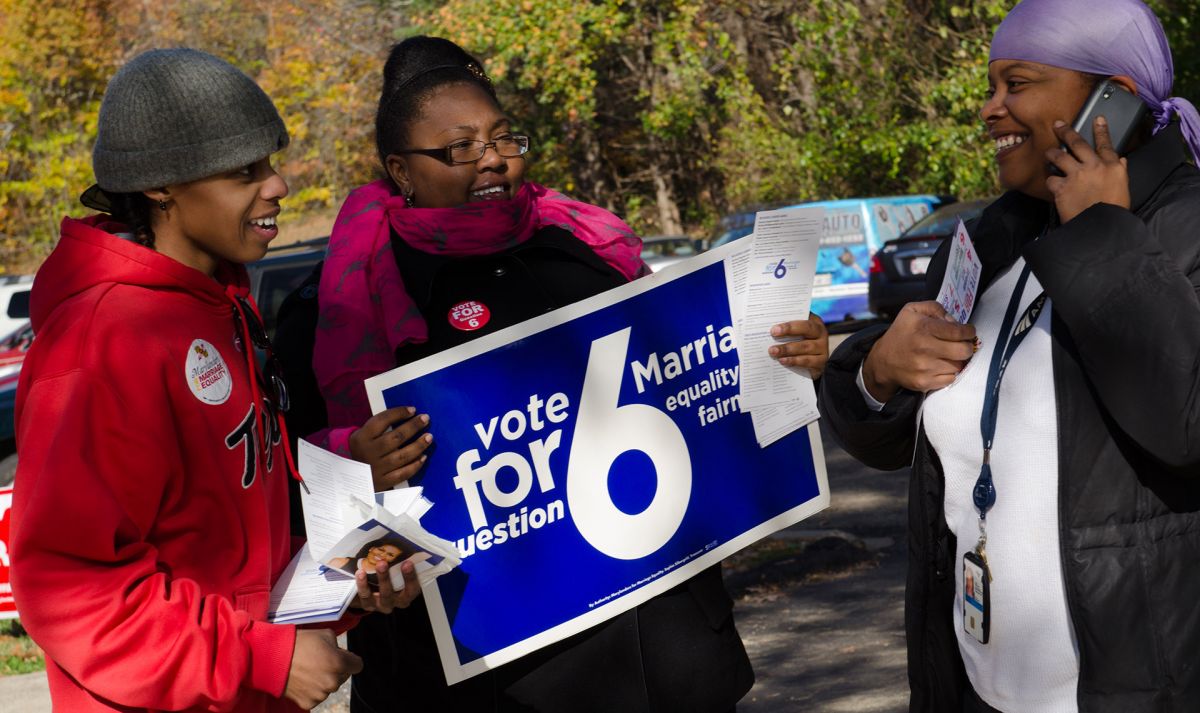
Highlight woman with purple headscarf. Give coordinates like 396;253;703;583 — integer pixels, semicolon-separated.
818;1;1200;711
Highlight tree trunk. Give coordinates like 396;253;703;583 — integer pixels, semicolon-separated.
652;168;683;235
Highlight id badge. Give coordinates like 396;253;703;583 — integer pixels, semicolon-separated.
963;551;990;644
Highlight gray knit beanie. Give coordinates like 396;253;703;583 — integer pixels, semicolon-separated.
91;47;289;194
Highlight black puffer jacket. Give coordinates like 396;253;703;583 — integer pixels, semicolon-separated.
819;123;1200;713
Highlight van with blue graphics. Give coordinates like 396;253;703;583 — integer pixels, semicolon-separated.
711;195;952;323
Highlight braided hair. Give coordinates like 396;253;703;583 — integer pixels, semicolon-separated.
375;36;498;174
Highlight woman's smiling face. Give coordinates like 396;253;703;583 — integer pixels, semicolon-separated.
365;544;403;568
982;60;1095;200
385;82;526;209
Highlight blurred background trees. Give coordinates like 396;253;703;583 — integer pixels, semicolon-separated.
1;0;1197;270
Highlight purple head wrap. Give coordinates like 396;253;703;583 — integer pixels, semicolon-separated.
990;0;1200;165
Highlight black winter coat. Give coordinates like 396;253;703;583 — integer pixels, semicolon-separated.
819;123;1200;713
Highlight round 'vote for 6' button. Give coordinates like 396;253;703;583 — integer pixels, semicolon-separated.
449;300;491;331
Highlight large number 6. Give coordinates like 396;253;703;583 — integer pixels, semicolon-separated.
566;327;692;560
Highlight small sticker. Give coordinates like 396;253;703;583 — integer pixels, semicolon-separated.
186;338;232;405
449;300;491;332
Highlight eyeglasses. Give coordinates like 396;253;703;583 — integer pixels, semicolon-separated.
398;134;530;165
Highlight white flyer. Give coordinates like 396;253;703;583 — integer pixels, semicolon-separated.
736;207;823;412
935;219;983;324
751;399;820;448
296;438;376;560
722;242;752;332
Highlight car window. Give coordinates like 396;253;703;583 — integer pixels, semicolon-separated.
7;290;29;319
710;226;754;249
900;200;990;239
257;260;320;337
640;239;696;260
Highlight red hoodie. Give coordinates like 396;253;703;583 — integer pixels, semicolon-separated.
11;217;300;712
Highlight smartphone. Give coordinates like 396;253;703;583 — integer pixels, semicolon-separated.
1069;81;1148;155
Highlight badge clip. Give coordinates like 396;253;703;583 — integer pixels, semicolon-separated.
963;517;992;644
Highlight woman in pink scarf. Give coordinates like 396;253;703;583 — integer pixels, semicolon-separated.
311;93;649;464
310;55;828;475
301;35;830;713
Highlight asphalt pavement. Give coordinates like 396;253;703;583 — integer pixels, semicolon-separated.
734;417;910;712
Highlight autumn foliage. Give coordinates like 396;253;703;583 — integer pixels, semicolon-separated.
1;0;1197;271
0;0;415;269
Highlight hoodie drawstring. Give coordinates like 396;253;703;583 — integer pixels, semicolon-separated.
226;285;307;493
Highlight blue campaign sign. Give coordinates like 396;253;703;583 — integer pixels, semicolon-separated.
365;243;828;683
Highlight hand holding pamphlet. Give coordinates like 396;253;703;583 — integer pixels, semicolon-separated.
725;206;824;446
268;440;461;624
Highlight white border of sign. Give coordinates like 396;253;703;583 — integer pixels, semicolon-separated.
0;486;16;620
365;240;830;683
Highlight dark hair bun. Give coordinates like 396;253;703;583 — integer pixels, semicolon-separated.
375;36;498;168
382;36;490;94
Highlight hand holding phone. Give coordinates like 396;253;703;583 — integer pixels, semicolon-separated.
1045;80;1147;221
1069;81;1147;155
1049;81;1147;176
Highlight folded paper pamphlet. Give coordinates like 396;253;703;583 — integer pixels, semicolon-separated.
268;440;461;624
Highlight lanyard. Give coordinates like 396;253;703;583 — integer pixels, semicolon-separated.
972;262;1048;521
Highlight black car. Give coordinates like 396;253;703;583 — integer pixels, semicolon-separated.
867;199;992;320
247;236;329;338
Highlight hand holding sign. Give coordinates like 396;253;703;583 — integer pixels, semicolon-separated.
349;406;433;490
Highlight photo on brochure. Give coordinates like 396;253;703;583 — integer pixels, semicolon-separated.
322;520;442;591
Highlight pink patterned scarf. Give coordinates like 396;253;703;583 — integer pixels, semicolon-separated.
311;180;647;453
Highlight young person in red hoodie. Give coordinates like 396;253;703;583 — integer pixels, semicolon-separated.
9;48;415;713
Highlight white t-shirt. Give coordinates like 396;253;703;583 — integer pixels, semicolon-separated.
922;258;1079;712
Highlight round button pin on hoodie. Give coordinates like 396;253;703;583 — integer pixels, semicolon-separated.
186;338;232;404
449;300;491;331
